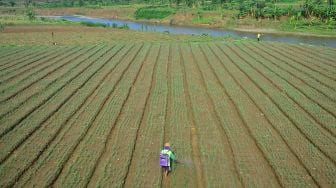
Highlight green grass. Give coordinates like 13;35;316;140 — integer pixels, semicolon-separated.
192;16;215;25
0;15;79;26
134;6;174;19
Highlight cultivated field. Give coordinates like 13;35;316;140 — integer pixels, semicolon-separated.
0;42;335;187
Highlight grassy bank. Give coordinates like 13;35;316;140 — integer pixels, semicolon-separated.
32;5;336;37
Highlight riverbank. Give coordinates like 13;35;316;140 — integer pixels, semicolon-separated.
34;6;336;37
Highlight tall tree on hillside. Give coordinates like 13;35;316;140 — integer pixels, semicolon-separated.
24;0;32;7
328;0;334;5
9;0;15;7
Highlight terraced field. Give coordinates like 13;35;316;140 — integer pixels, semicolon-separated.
0;42;335;188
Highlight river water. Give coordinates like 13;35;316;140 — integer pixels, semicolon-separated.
48;15;336;48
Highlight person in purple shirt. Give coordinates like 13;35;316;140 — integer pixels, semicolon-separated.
159;143;178;177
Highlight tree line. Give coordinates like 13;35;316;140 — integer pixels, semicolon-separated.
3;0;335;21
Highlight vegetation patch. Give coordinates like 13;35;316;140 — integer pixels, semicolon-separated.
80;21;107;27
134;6;174;19
192;12;215;24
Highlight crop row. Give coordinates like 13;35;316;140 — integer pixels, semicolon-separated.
0;46;83;102
0;45;119;187
210;43;335;186
0;42;334;187
237;43;336;134
0;46;45;68
287;44;336;65
0;47;79;88
51;43;148;187
122;44;167;187
274;44;336;75
226;43;336;155
0;47;31;64
13;44;134;188
165;44;198;188
256;43;336;91
0;46;102;138
179;43;243;187
0;47;59;79
252;44;336;104
0;46;95;121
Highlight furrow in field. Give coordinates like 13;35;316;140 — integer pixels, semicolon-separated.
214;43;336;187
236;43;336;136
245;43;336;102
122;44;167;188
180;43;242;187
0;47;27;63
178;44;205;188
252;43;336;92
161;44;173;188
0;46;84;103
0;46;97;119
14;44;135;188
163;44;199;188
0;46;79;85
0;46;44;67
0;46;20;58
85;44;154;188
280;44;336;72
164;44;172;160
0;46;113;166
0;47;57;76
0;47;94;104
0;47;79;104
258;43;336;90
227;43;336;160
0;45;100;138
263;43;336;83
269;44;336;78
291;44;336;64
52;43;148;187
196;43;282;187
0;45;120;188
207;43;319;187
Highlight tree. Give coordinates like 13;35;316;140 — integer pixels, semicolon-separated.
9;1;15;7
24;0;32;8
26;7;36;20
328;0;334;6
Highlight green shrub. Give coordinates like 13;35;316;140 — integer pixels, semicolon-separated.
0;23;4;32
80;21;107;27
134;7;174;19
26;7;36;21
119;23;129;29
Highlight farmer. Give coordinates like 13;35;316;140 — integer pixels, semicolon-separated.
160;142;178;177
257;33;261;41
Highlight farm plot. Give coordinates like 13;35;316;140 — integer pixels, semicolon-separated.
0;42;335;188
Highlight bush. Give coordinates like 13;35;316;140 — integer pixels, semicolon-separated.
119;23;129;29
134;7;174;19
80;21;107;27
26;7;36;21
0;23;5;32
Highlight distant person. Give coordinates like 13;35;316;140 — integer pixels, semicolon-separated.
159;143;178;177
51;32;57;45
257;33;261;41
